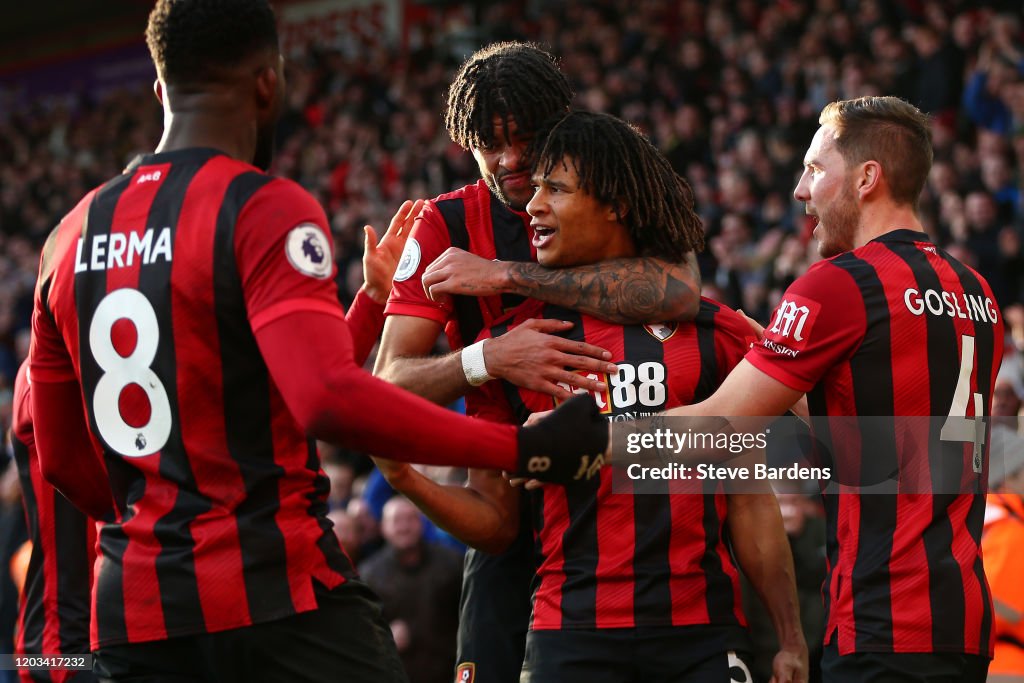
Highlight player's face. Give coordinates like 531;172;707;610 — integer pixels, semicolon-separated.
472;116;535;211
794;125;860;259
526;156;632;268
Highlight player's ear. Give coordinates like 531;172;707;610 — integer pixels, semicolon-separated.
153;79;164;105
857;160;882;200
254;65;279;114
608;201;628;222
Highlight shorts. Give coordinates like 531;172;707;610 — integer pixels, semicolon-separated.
455;520;534;683
520;625;753;683
94;580;407;683
821;642;990;683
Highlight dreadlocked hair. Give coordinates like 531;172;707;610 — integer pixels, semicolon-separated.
444;42;572;150
534;111;705;261
147;0;279;85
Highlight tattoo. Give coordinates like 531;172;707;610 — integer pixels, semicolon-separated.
505;256;700;324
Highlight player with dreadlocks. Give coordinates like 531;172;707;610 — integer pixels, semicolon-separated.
373;44;703;683
376;111;809;683
530;110;706;263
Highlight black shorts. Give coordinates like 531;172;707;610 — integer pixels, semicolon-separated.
821;643;990;683
93;580;407;683
520;625;753;683
455;522;534;683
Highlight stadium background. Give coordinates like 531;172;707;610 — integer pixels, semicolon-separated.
0;1;1023;682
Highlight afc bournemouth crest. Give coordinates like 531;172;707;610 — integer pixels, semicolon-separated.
455;662;475;683
643;322;677;342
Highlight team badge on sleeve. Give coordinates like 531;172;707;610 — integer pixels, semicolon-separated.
393;237;421;282
763;293;821;355
285;224;333;279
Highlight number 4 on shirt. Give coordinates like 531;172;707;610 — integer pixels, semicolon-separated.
939;334;985;474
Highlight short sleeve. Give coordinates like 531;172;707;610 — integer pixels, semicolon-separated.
711;305;758;380
746;261;867;393
235;179;347;331
384;200;454;324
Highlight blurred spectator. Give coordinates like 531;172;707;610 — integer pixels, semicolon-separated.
328;509;362;564
320;449;356;512
346;496;384;562
359;497;462;683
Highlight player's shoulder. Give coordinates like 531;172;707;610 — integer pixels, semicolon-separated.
694;297;754;345
232;173;327;232
242;172;319;207
787;253;866;300
430;178;490;205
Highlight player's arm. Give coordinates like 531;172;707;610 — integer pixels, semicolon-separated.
245;182;608;481
377;201;615;402
614;265;864;465
373;462;519;554
345;200;422;366
374;314;616;405
257;306;607;482
727;488;809;683
30;276;115;520
423;248;701;323
614;360;803;465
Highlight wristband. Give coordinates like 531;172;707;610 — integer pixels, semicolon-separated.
461;340;494;387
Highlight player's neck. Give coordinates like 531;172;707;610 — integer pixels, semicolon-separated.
854;201;924;248
154;95;257;164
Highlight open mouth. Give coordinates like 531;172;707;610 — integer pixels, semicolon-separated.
532;225;556;249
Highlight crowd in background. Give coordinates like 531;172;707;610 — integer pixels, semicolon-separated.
2;1;1024;681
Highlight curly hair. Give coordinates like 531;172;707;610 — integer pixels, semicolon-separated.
444;42;572;150
534;111;705;261
146;0;279;84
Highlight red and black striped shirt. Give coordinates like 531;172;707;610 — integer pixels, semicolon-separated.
11;361;97;683
386;178;535;348
471;298;755;631
30;148;356;649
748;229;1004;656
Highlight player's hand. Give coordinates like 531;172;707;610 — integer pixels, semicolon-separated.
361;199;424;304
422;247;511;300
485;319;616;399
769;642;809;683
516;394;611;484
512;412;557;488
371;456;413;488
736;309;765;341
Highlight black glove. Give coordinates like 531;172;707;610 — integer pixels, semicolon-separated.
516;394;609;484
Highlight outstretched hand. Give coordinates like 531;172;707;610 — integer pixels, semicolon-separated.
362;199;424;304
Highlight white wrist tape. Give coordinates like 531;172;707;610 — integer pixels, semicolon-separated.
461;340;494;387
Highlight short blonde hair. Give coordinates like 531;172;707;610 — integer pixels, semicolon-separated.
820;96;932;207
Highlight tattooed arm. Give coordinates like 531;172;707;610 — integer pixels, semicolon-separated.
421;248;701;324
